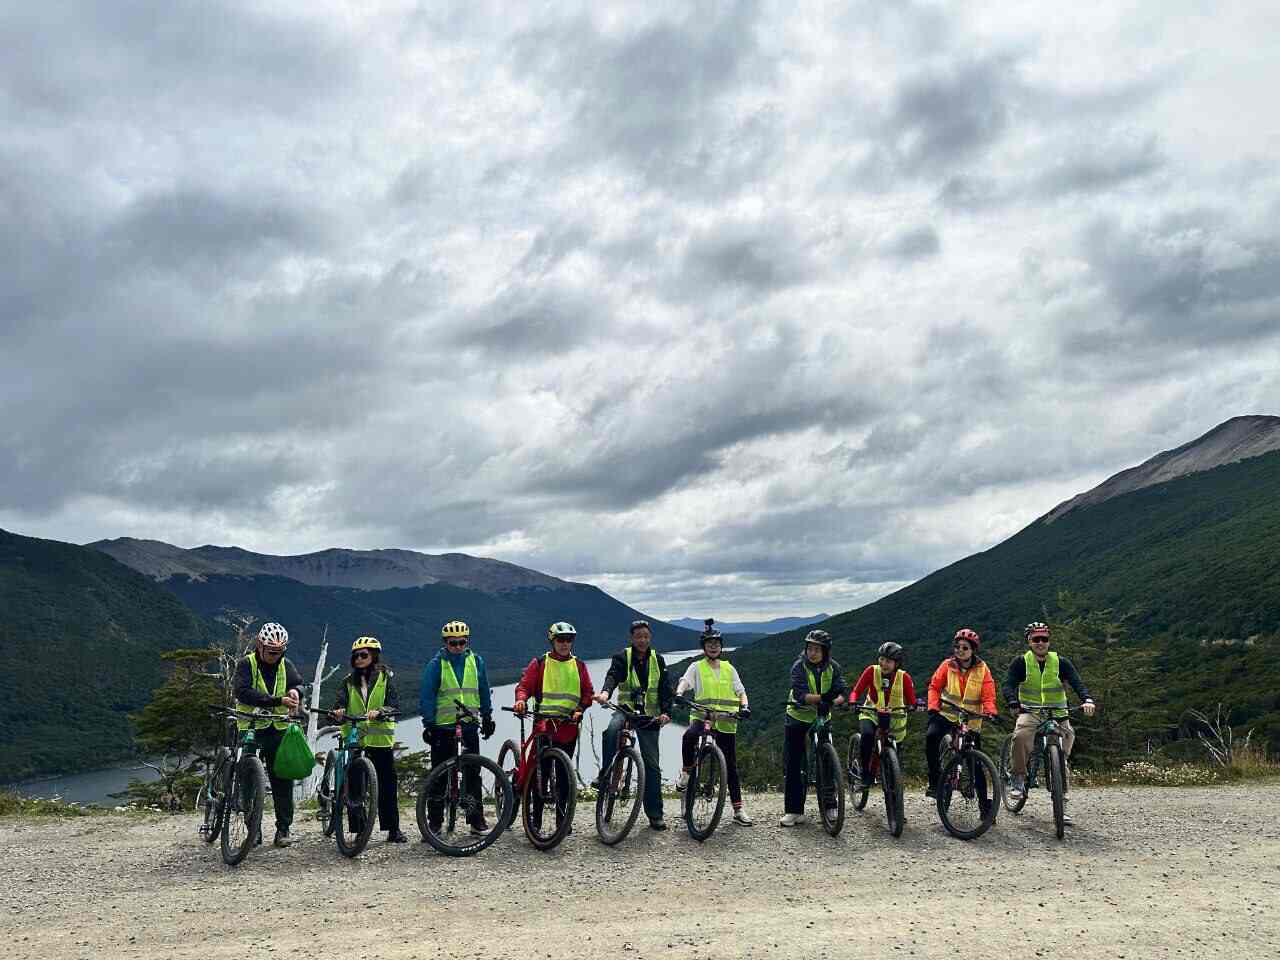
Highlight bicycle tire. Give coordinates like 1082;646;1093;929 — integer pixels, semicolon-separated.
684;741;727;842
882;746;905;838
221;755;266;866
846;732;870;811
595;745;644;845
816;741;845;837
999;735;1028;814
1047;743;1065;840
496;739;521;829
198;748;230;844
936;748;999;841
318;751;338;836
522;746;576;851
335;756;378;858
418;754;513;857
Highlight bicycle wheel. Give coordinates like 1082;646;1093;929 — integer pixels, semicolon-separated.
816;741;845;837
496;739;521;829
198;748;229;843
999;735;1027;814
595;745;644;845
936;748;999;841
1046;743;1065;840
684;742;727;842
335;756;377;858
221;755;266;866
419;754;513;856
317;751;338;836
846;732;869;811
522;746;576;851
882;746;905;838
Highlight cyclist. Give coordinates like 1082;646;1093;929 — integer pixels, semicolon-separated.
780;629;848;827
924;628;997;800
593;619;673;830
420;620;496;837
675;619;753;825
1003;621;1097;823
330;636;407;843
513;622;595;827
850;641;918;790
232;621;303;847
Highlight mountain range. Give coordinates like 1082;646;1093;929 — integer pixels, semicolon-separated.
668;614;830;635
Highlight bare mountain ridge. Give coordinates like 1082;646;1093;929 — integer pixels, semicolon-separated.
88;538;569;593
1044;415;1280;523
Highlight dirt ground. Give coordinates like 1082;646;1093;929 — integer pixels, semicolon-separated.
3;783;1278;959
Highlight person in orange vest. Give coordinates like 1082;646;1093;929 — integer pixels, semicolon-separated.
924;627;997;799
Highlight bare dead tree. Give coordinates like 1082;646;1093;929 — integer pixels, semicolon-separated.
1181;703;1254;768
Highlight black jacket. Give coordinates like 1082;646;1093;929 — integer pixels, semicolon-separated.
786;655;849;725
601;647;673;714
233;653;304;708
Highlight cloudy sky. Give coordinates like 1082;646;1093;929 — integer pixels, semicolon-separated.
4;1;1279;620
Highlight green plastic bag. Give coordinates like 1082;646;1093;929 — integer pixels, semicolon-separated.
273;722;317;780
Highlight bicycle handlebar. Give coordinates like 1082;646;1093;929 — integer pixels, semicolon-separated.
597;700;664;727
501;705;579;722
672;695;747;720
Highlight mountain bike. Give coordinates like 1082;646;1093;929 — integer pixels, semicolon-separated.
499;705;578;851
196;737;233;846
672;695;743;843
416;700;513;856
207;707;275;866
999;704;1085;840
845;703;915;838
781;700;845;836
306;706;384;858
593;700;659;845
934;705;1003;841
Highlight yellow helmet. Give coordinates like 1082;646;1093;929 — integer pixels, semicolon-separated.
351;636;382;653
441;620;470;640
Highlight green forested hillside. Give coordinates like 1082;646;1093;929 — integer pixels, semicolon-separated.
0;529;225;780
731;451;1280;759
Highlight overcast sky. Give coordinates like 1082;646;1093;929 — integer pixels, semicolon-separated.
4;1;1279;620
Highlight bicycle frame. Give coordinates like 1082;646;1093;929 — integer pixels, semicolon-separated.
1022;706;1077;789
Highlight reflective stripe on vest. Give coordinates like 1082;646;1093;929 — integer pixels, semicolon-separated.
344;671;395;748
619;647;661;714
695;658;739;735
859;665;907;739
436;652;481;726
786;661;833;724
236;654;290;731
540;654;582;718
1018;651;1068;718
939;660;990;733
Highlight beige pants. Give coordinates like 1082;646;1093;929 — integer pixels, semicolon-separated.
1011;713;1075;791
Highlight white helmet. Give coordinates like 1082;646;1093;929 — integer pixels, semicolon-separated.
257;622;289;650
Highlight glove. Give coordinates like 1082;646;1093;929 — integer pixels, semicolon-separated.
481;716;496;740
738;706;752;720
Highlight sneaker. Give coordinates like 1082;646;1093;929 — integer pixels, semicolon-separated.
1060;798;1073;826
387;829;408;843
732;807;753;826
924;785;936;799
779;812;805;827
648;817;668;831
469;818;489;836
272;829;292;848
676;769;690;791
1009;774;1026;800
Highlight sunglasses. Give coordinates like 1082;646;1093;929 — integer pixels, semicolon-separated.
1030;637;1050;643
446;638;469;648
353;650;372;659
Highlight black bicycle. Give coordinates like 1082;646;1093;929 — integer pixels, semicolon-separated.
416;700;513;856
499;705;578;851
934;704;1003;841
672;695;744;842
846;703;916;838
204;707;277;866
593;700;660;845
780;700;845;836
999;705;1085;840
306;706;385;858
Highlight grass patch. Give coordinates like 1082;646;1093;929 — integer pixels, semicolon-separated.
0;790;99;818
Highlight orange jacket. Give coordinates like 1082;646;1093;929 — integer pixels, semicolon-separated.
927;658;997;715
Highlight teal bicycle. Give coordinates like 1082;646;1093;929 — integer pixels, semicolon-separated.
201;707;276;866
309;706;383;858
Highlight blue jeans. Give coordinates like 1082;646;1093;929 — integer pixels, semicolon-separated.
600;711;664;820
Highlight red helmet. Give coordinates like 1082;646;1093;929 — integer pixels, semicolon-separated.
952;627;980;652
1025;621;1050;641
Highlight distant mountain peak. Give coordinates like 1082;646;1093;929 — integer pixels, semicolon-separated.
1044;415;1280;523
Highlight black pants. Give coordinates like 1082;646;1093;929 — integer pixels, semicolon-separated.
427;724;484;827
254;727;293;832
858;716;909;782
925;714;984;792
782;721;811;814
682;726;742;806
350;745;399;832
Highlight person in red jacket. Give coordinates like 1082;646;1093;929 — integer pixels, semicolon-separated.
924;627;998;799
849;642;917;789
512;621;594;829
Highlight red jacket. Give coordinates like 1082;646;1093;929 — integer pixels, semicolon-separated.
927;658;997;715
850;665;916;712
514;653;595;747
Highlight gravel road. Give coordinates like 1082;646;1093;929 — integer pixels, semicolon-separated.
3;784;1278;959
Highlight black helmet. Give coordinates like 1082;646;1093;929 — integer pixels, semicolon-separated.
877;641;904;664
700;618;723;647
803;629;832;649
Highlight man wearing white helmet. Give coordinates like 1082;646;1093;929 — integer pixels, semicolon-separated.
232;621;303;847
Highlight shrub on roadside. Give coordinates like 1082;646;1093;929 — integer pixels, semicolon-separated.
0;790;97;817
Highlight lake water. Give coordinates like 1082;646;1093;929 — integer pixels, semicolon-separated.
14;648;708;805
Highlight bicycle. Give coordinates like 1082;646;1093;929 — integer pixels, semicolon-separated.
205;707;275;866
934;704;1003;841
416;700;513;856
999;704;1085;840
781;700;845;836
845;703;916;838
672;695;744;842
498;705;578;851
307;705;385;858
593;700;660;845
